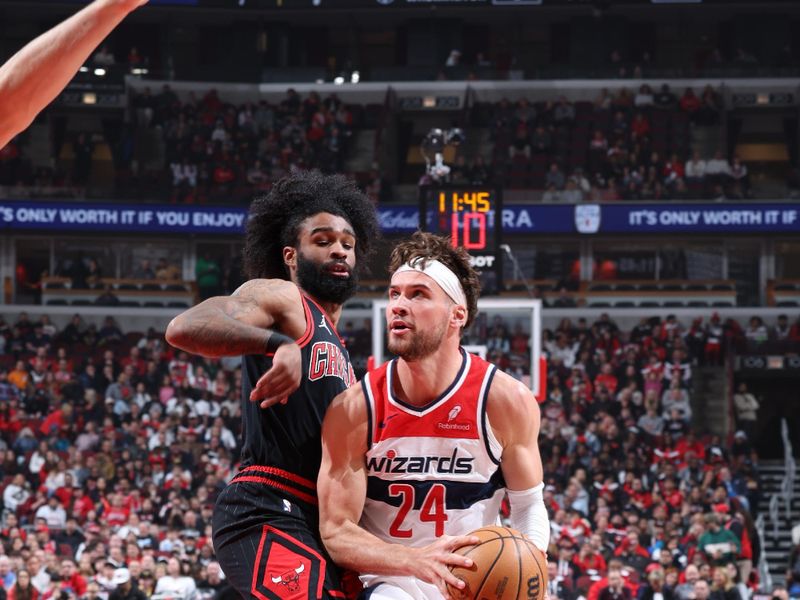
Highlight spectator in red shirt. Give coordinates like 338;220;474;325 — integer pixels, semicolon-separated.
574;541;608;576
663;153;685;185
631;113;651;139
595;363;619;394
39;402;72;437
587;559;639;600
626;478;654;513
598;568;632;600
680;88;701;114
661;478;684;511
71;487;95;521
614;529;651;572
789;315;800;342
120;347;146;378
7;569;38;600
212;163;235;186
676;431;706;462
510;324;530;355
53;473;77;507
102;494;130;527
591;130;609;151
59;559;87;596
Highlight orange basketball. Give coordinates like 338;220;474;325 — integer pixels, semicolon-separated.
447;526;547;600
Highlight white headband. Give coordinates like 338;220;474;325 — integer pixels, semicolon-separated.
394;258;467;309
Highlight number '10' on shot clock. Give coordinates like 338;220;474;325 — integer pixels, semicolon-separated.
419;186;503;278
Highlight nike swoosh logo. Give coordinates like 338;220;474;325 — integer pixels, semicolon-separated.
378;414;397;429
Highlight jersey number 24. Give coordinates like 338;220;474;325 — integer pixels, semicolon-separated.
388;483;448;538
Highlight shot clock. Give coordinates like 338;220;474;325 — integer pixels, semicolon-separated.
419;186;503;293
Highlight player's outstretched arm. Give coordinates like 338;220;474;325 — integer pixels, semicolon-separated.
0;0;148;148
166;279;303;357
487;371;550;554
319;387;478;598
166;279;305;406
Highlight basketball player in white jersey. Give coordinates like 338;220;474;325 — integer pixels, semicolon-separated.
318;232;550;599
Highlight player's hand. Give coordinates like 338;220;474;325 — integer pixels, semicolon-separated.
250;342;302;408
407;535;480;599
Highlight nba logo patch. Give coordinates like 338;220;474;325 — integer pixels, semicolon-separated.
574;204;601;234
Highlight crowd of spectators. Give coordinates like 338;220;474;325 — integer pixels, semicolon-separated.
0;80;786;204
481;312;793;600
0;87;389;206
128;86;377;204
0;308;796;599
479;84;756;202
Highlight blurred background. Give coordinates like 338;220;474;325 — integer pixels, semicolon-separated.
0;1;799;599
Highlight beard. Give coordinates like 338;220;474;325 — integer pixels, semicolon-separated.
387;319;447;361
296;252;358;305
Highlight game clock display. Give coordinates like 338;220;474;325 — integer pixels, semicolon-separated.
419;186;503;292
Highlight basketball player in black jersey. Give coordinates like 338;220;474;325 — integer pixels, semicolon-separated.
166;171;378;600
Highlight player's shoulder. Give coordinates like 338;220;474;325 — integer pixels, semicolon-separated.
488;368;536;403
231;279;305;325
327;381;368;423
486;368;540;421
323;383;369;452
232;278;301;301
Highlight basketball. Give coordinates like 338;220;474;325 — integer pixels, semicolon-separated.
447;526;547;600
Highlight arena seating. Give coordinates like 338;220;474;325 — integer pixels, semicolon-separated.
41;278;196;308
0;308;793;598
768;280;800;308
359;278;739;309
1;82;782;204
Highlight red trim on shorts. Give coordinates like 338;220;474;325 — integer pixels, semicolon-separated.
233;476;318;506
328;590;346;598
240;465;316;491
251;528;270;600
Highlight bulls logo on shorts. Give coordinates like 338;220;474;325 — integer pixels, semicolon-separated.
251;525;327;600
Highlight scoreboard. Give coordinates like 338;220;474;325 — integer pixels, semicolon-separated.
419;186;503;294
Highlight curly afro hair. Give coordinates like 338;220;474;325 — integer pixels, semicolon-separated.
244;170;379;280
388;231;481;329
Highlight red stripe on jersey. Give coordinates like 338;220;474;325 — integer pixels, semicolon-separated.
295;297;315;349
379;422;478;439
303;294;346;346
366;351;490;444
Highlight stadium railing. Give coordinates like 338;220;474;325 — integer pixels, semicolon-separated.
755;510;773;592
41;277;197;308
781;418;796;523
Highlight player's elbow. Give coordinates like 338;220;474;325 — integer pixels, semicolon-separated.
0;117;25;150
319;519;346;562
0;88;36;147
165;316;189;349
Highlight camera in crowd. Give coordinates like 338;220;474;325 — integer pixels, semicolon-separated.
420;127;465;183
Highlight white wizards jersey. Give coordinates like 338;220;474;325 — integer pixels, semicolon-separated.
360;349;505;550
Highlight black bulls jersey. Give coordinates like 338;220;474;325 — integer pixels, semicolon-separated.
239;294;356;488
